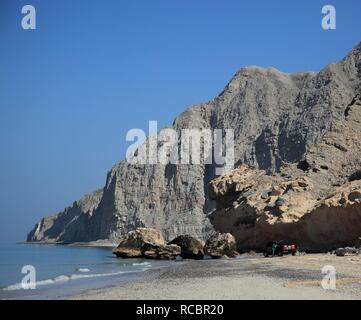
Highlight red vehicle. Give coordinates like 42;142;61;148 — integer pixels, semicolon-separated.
264;240;298;257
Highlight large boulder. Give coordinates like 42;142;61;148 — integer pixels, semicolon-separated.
113;228;165;258
142;243;181;260
204;233;239;258
168;235;204;259
335;247;359;256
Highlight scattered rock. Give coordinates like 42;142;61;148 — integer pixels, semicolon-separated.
204;233;239;258
168;235;204;259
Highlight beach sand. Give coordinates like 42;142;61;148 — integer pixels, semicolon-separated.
69;253;361;300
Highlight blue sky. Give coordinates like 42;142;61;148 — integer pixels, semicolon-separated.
0;0;360;242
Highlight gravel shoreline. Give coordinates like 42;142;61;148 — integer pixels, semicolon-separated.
69;253;361;300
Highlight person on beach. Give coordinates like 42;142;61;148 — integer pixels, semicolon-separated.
272;243;277;257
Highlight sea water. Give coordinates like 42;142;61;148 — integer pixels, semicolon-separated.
0;243;173;299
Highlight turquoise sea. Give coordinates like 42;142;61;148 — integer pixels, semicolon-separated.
0;243;173;299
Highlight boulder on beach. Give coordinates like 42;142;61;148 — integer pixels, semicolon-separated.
142;243;181;260
168;235;204;259
204;233;239;258
335;247;359;257
113;228;165;258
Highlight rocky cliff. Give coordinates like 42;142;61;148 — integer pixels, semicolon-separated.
27;42;361;245
209;91;361;251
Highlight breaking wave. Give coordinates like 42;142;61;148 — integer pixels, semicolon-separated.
2;267;151;291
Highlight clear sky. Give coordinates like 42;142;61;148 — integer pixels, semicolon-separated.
0;0;360;243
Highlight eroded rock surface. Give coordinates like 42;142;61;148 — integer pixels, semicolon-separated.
112;228;165;258
168;235;205;259
142;243;181;260
204;233;239;258
209;92;361;251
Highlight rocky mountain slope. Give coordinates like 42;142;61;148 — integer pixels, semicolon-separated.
27;42;361;245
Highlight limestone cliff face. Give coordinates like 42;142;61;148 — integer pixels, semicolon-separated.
27;42;361;244
209;93;361;251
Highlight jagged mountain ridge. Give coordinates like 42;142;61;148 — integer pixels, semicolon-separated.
27;42;361;243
